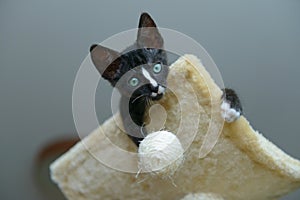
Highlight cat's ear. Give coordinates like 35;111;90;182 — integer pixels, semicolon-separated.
90;44;121;84
137;13;164;49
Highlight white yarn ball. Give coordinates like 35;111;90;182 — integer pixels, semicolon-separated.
138;131;184;177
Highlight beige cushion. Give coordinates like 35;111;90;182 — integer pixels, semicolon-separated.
51;55;300;200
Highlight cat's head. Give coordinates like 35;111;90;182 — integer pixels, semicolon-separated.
90;13;168;101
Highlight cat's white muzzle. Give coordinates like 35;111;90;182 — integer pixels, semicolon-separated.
157;85;165;94
151;86;165;97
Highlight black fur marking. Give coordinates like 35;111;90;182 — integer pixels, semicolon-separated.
90;44;97;52
118;48;167;146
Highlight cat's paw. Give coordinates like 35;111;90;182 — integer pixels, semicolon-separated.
221;88;243;123
221;100;241;122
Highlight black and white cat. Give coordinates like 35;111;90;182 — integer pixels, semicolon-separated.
90;13;242;147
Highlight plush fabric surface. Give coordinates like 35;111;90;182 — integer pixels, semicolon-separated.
51;55;300;200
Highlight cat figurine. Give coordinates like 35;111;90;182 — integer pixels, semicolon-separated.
90;13;242;147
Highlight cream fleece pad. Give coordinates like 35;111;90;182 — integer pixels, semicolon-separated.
50;55;300;200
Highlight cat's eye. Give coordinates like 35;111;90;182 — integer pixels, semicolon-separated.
129;77;139;87
153;63;162;73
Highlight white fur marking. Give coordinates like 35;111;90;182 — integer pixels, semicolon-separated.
151;92;157;97
157;86;165;94
142;67;158;87
221;101;240;123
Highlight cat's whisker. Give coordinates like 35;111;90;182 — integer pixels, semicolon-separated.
146;98;152;107
140;123;146;137
131;94;147;103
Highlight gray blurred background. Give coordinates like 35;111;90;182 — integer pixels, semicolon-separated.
0;0;299;199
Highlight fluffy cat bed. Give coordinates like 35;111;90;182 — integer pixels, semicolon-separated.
50;55;300;200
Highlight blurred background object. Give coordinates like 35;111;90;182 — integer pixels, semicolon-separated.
33;137;79;200
0;0;299;199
